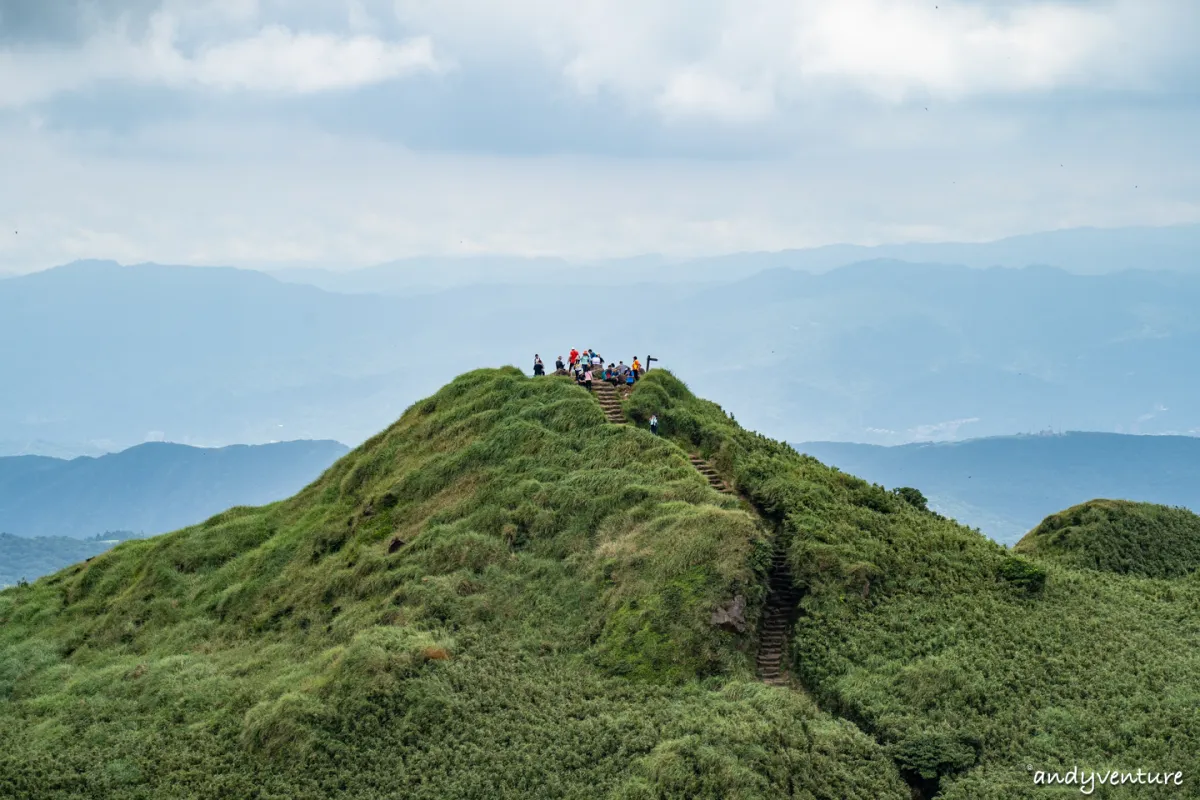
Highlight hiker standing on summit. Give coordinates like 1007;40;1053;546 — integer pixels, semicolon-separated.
569;348;580;370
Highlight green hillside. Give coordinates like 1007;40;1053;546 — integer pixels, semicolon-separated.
2;368;1198;798
1016;500;1200;579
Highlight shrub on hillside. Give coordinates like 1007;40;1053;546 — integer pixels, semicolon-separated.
893;486;929;512
997;555;1047;594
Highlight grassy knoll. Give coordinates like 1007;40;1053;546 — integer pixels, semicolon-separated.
631;370;1200;799
0;368;904;799
1016;499;1200;579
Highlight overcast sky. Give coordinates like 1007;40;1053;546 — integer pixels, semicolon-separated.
0;0;1198;273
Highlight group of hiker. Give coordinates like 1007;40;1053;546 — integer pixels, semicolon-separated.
531;349;657;434
533;349;643;388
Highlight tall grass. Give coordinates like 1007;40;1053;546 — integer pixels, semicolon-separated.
0;368;907;798
633;369;1200;799
4;366;1194;798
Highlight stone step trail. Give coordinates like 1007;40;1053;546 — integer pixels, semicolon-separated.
757;545;801;685
591;381;627;424
687;454;733;494
588;380;799;686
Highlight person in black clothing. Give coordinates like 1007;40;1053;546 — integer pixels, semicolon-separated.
533;354;545;376
555;356;565;372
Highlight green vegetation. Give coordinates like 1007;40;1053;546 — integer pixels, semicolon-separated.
1016;499;1200;579
2;367;1198;798
0;369;903;799
632;370;1200;799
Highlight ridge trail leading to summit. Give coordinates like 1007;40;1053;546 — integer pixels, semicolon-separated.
589;379;800;686
688;454;734;495
592;381;627;424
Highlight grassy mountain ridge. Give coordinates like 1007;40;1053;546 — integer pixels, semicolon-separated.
2;368;1198;798
0;368;904;798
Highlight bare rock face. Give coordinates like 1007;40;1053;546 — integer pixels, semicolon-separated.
711;594;747;633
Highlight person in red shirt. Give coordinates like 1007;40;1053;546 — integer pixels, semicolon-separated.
569;348;580;370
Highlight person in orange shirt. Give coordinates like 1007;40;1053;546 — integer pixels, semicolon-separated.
631;357;642;379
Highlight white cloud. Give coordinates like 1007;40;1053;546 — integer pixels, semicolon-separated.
185;25;438;92
2;103;1198;274
657;68;776;122
790;1;1126;101
2;0;1195;119
395;0;1196;121
910;417;981;440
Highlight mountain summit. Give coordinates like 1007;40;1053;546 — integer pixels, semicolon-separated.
1;368;1196;798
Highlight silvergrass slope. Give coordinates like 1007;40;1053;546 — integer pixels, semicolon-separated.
0;368;901;799
632;372;1200;799
1;367;1197;799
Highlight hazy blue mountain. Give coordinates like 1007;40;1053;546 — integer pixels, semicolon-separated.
0;439;348;538
683;223;1200;277
0;260;453;449
0;438;114;459
0;533;135;588
3;258;1200;449
273;255;581;295
797;433;1200;544
674;260;1200;444
266;224;1200;295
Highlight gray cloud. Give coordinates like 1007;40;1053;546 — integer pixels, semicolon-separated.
0;0;1198;270
0;0;161;44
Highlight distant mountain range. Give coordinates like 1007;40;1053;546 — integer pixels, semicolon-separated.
0;438;113;459
3;247;1200;450
267;224;1200;294
797;432;1200;544
0;439;348;538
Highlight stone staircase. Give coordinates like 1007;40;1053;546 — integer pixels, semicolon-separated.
757;544;801;685
587;381;799;686
592;381;627;423
687;454;733;494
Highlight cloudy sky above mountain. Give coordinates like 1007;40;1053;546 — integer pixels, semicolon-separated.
0;0;1197;272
